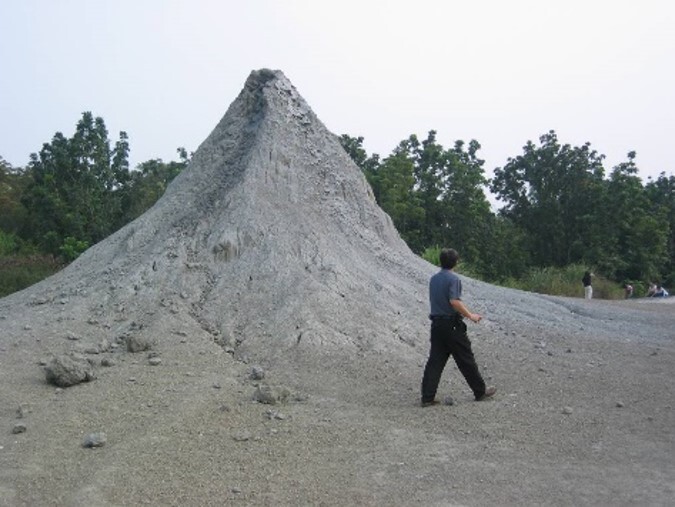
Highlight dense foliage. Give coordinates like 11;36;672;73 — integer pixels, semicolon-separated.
0;113;188;295
340;130;675;291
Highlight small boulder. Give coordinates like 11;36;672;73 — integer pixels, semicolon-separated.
45;354;96;387
253;384;291;405
83;432;107;448
126;335;152;353
250;365;265;380
12;423;27;434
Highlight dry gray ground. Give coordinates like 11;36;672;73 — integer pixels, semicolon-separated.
1;70;674;506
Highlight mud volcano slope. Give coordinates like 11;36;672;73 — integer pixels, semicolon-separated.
1;69;435;368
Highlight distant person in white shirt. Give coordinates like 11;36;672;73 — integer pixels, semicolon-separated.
582;271;593;300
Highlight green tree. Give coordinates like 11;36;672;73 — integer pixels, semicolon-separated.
436;139;492;264
0;157;31;236
644;172;675;285
399;132;493;264
490;130;606;267
598;153;668;282
478;214;530;280
21;112;131;256
376;148;426;251
340;131;494;265
120;151;188;222
338;135;381;199
404;132;444;249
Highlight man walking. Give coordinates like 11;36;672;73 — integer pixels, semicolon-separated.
421;248;496;406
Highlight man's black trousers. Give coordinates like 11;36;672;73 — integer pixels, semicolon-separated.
421;318;486;402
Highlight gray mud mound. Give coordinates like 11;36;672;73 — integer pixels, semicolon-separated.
1;69;674;506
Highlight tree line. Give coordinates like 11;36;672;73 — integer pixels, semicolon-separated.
1;112;673;297
0;112;188;279
339;130;675;292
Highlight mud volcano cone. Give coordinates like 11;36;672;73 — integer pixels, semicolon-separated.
2;69;433;369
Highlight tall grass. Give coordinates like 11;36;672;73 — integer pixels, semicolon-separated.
498;264;625;299
422;246;625;299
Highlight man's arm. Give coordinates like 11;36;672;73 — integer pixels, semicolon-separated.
450;299;482;323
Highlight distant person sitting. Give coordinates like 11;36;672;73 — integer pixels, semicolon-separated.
647;283;657;297
652;284;669;298
624;283;634;299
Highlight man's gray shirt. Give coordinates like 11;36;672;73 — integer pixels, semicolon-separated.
429;269;462;318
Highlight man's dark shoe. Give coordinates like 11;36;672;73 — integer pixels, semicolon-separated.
476;386;497;401
420;399;441;407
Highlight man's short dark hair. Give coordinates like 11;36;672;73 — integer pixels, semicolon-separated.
439;248;459;270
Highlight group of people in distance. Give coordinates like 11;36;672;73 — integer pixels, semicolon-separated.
625;281;669;298
584;271;670;299
646;282;669;298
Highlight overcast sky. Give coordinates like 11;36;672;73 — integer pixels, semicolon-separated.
1;0;674;185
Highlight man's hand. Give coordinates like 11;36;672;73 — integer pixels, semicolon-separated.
451;299;482;323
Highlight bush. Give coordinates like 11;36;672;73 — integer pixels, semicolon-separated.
421;245;442;266
0;255;63;298
0;229;25;256
59;237;89;262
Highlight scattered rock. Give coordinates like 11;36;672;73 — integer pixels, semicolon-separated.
250;365;265;380
83;432;107;448
12;423;27;434
232;431;251;442
562;406;573;415
83;340;110;354
45;353;96;387
148;357;162;366
16;404;31;418
265;409;287;420
126;335;153;353
616;401;625;408
253;384;292;405
443;395;455;406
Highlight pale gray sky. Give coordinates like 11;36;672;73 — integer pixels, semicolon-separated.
1;0;674;184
